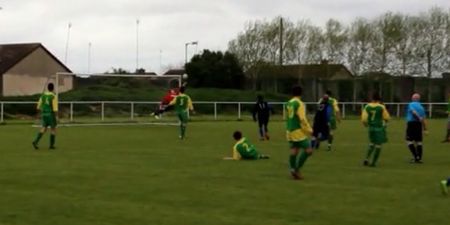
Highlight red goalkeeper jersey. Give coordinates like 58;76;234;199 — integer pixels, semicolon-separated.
161;89;179;105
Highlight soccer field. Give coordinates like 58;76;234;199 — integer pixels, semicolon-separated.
0;119;448;225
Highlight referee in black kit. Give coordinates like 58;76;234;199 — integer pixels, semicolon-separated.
252;95;273;141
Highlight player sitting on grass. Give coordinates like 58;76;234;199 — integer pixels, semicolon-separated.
32;83;58;150
440;177;450;195
311;95;331;150
151;87;179;119
223;131;270;160
361;92;390;167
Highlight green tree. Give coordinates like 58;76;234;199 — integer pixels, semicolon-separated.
185;50;245;89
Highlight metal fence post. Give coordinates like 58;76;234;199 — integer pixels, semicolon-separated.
70;102;74;122
342;103;346;119
0;102;3;123
214;102;217;120
238;102;241;120
396;104;400;118
429;103;432;118
131;102;135;120
101;102;105;121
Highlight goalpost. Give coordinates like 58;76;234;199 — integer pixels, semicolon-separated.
42;72;185;126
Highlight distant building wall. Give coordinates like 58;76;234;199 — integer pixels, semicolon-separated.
2;47;72;96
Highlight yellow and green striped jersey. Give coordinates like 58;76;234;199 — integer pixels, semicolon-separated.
169;94;193;113
361;102;390;127
37;91;58;115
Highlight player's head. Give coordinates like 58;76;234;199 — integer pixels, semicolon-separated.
47;83;54;92
292;86;302;96
257;95;264;102
411;93;420;101
372;92;381;102
320;94;329;104
326;90;332;96
233;131;242;140
170;89;177;95
179;86;185;93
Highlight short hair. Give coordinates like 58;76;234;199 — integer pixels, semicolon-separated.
233;131;242;140
47;83;54;91
179;86;185;93
372;92;381;101
292;86;302;96
257;95;263;102
326;90;332;96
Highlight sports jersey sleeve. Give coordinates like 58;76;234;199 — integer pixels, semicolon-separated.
52;95;59;112
36;97;43;110
232;146;241;160
382;105;390;121
361;106;368;123
333;99;340;113
187;96;194;110
297;102;312;135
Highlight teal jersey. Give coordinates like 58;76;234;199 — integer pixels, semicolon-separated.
37;92;58;115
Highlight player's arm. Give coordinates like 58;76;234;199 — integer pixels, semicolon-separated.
252;104;257;121
187;96;194;113
52;95;59;120
361;107;368;127
382;105;390;127
333;100;341;122
297;102;312;135
168;97;177;106
36;97;42;118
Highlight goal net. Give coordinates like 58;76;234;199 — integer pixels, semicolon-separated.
42;72;185;126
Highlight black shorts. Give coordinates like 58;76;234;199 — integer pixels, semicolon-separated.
406;121;423;142
313;123;330;140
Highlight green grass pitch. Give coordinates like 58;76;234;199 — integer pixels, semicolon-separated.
0;119;448;225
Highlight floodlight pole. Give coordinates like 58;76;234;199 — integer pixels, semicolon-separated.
87;42;92;73
136;19;140;72
64;22;72;64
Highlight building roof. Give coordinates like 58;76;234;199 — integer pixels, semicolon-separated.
0;43;71;74
258;63;354;80
164;69;185;75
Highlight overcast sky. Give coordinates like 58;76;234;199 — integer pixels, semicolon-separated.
0;0;449;74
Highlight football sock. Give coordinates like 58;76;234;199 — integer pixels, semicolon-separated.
446;129;450;140
366;144;375;160
408;143;417;159
296;150;310;169
33;132;43;144
259;127;264;138
180;124;186;138
371;146;381;166
289;154;297;171
447;178;450;186
311;139;317;149
50;134;55;147
328;134;334;144
416;143;423;160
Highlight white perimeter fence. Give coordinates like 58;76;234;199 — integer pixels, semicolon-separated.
0;101;448;123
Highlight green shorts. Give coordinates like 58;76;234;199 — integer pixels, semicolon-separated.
41;114;57;128
368;127;387;145
289;139;311;149
177;111;189;124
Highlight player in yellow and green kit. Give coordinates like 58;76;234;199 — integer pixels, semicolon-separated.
361;93;390;167
319;90;341;151
223;131;270;160
286;86;313;180
169;86;194;139
32;83;58;150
